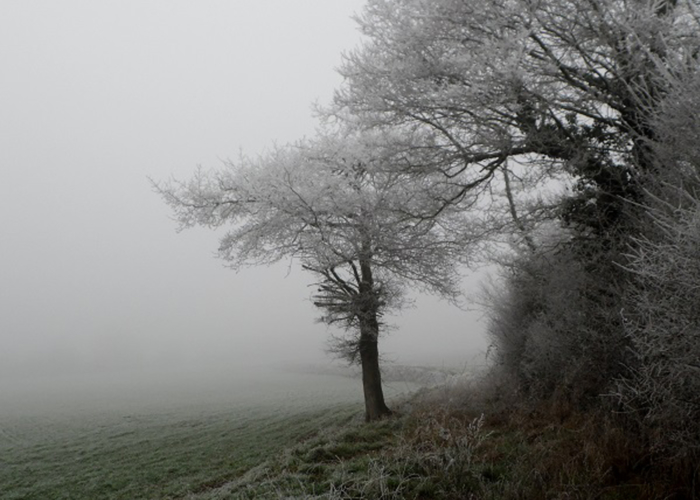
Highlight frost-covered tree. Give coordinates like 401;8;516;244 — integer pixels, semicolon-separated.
331;0;700;410
335;0;700;240
154;129;478;421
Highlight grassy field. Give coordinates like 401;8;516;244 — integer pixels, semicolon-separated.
0;367;417;500
2;369;693;499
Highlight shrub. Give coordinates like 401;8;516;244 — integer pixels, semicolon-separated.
611;64;700;465
484;229;630;408
616;187;700;461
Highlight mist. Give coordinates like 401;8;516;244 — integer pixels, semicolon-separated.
0;1;488;394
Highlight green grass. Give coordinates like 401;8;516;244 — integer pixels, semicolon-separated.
0;369;391;500
4;371;691;499
0;402;363;500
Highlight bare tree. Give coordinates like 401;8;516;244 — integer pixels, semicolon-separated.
327;0;700;412
154;129;478;421
333;0;700;239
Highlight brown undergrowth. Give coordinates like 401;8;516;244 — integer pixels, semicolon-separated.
415;376;699;500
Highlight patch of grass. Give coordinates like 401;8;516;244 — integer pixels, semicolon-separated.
0;402;361;500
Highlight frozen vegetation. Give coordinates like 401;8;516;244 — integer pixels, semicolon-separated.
0;367;418;499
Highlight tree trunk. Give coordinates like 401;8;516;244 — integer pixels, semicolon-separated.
358;255;392;422
359;317;392;422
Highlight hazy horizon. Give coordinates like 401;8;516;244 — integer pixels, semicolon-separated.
1;1;489;388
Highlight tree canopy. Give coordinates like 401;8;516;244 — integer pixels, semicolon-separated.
334;0;700;238
155;129;479;420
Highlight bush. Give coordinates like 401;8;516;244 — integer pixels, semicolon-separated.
610;64;700;465
484;229;630;408
616;187;700;461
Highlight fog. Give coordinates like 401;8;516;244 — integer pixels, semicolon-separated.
0;1;488;392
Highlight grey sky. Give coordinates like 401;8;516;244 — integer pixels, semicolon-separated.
0;1;488;381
